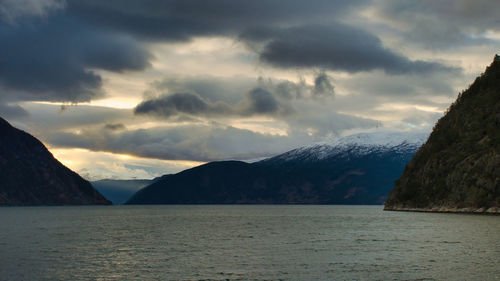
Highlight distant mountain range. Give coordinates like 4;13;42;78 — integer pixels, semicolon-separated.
0;117;111;206
385;55;500;214
126;131;426;205
91;179;155;204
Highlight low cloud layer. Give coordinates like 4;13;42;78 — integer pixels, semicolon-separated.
135;88;291;119
135;92;233;118
19;89;381;163
135;74;336;120
45;124;311;162
42;110;377;162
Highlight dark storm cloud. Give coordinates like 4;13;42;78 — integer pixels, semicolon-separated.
65;0;456;73
134;92;232;118
242;88;279;114
375;0;500;48
135;72;343;120
0;0;367;103
152;75;311;103
134;87;290;119
241;24;459;74
313;73;335;97
66;0;367;41
0;13;150;103
152;76;256;104
0;0;459;104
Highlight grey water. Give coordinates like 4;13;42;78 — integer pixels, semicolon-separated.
0;205;499;281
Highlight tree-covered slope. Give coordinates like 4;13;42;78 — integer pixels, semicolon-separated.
384;55;500;213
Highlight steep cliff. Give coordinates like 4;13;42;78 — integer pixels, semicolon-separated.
0;117;111;206
384;55;500;213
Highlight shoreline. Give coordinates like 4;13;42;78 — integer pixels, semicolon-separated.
384;206;500;215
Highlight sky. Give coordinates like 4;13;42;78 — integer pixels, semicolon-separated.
0;0;499;180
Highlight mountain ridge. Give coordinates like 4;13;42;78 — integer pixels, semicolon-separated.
262;131;428;164
126;130;424;205
0;116;111;206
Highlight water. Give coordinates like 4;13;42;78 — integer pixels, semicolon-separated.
0;205;499;281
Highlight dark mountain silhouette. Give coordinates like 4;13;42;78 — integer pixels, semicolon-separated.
126;131;425;205
385;55;500;214
0;117;111;206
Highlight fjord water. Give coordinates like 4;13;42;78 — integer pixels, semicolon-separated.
1;206;499;281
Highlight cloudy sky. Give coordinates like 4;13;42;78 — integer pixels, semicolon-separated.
1;0;499;180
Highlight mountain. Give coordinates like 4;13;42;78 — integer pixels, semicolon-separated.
91;178;155;204
262;131;426;164
0;117;111;206
384;55;500;214
126;131;426;205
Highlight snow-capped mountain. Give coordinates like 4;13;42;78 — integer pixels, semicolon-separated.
128;130;428;205
262;130;428;164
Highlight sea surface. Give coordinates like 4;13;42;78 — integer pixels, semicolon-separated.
0;205;499;281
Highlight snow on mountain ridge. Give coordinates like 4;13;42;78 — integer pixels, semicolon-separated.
267;131;429;162
313;130;428;148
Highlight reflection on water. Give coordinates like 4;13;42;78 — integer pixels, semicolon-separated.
0;205;499;280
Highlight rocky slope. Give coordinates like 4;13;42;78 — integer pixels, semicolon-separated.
384;55;500;213
0;117;111;206
126;131;425;205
